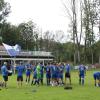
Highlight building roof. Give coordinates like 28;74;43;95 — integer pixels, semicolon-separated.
0;45;54;58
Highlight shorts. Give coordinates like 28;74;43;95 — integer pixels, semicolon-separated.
94;74;100;80
79;74;84;78
26;72;31;76
58;74;63;79
46;74;51;78
17;76;23;81
3;76;8;82
65;72;70;78
52;73;57;79
33;74;37;79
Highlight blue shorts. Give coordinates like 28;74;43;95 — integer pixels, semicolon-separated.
46;74;51;78
33;74;37;79
26;71;31;76
52;73;57;79
79;74;84;78
93;74;100;80
58;74;63;79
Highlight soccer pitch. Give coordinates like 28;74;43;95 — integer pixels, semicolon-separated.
0;70;100;100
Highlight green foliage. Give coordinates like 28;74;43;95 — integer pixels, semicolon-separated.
0;0;10;22
0;0;99;64
1;23;18;45
17;21;37;50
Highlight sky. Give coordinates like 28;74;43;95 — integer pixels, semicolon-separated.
5;0;70;35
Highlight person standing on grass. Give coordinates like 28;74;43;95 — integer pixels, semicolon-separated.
58;63;64;86
40;62;44;85
25;64;32;84
65;64;71;85
16;62;25;87
51;63;58;86
93;72;100;87
36;63;41;86
1;62;8;88
45;63;51;86
31;64;38;85
78;64;86;85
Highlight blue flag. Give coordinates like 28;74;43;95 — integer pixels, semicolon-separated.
2;43;21;57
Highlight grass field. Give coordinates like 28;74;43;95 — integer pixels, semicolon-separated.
0;70;100;100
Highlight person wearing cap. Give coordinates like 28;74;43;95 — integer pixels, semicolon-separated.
1;62;8;88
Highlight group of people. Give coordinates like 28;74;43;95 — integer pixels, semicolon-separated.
0;61;100;89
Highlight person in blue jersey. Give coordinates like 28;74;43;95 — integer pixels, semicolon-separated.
25;64;32;84
78;64;86;85
58;63;64;85
56;63;60;85
45;63;51;86
65;63;71;85
31;64;38;85
1;62;8;88
51;63;58;86
93;72;100;87
40;62;44;85
16;62;25;87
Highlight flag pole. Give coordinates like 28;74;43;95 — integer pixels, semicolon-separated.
13;56;16;74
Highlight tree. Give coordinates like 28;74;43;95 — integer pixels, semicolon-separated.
62;0;83;64
0;0;10;23
0;0;10;43
42;31;54;51
94;0;100;64
18;21;37;50
82;0;99;64
1;23;18;45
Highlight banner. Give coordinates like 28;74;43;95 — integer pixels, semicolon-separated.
13;44;21;54
2;43;21;57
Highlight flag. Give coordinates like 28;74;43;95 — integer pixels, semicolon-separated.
13;44;21;54
2;43;21;57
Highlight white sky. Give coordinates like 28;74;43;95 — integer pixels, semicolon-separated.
5;0;70;34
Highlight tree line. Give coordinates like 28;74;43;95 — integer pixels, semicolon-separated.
0;0;100;65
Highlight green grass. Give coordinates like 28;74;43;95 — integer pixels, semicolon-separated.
0;70;100;100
